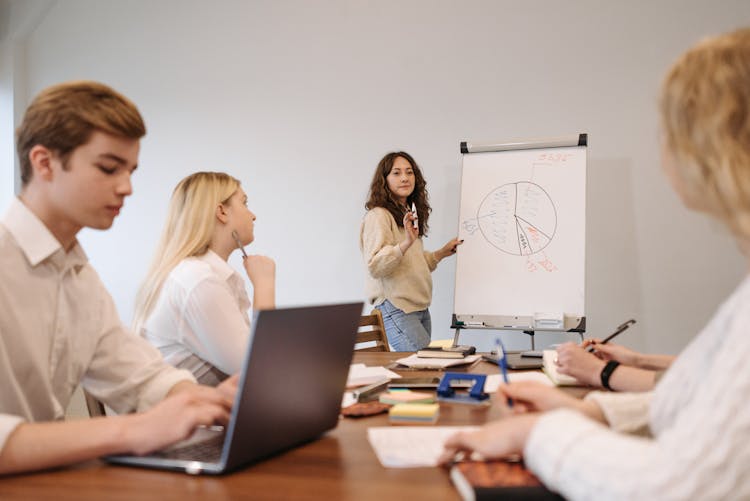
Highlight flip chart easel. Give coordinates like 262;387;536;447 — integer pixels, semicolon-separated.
451;134;587;349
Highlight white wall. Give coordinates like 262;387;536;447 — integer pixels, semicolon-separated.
8;0;749;354
0;40;13;207
0;0;54;205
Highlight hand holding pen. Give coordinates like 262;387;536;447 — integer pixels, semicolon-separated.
232;230;276;309
495;338;513;408
402;203;418;232
585;319;636;353
231;231;248;259
399;207;420;253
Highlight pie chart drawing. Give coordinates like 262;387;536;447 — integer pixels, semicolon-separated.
476;182;557;256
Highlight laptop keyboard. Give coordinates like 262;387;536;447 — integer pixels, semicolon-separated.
152;433;225;462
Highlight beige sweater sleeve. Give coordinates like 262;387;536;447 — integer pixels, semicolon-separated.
361;208;404;279
423;250;438;271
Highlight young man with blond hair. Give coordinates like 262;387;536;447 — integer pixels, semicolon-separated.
0;81;236;475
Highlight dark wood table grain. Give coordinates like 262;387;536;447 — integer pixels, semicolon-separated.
0;352;588;500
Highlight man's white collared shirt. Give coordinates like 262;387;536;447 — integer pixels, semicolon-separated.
0;198;194;452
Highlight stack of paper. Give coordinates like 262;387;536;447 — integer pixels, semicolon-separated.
367;426;479;467
346;363;401;387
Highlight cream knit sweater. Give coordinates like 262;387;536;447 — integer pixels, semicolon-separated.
524;275;750;500
360;207;438;313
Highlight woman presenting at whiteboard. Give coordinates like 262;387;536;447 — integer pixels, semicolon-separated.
360;151;462;351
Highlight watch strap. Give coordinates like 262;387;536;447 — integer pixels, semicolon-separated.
600;360;621;391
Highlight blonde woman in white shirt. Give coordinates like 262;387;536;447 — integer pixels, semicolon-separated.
133;172;275;385
441;28;750;499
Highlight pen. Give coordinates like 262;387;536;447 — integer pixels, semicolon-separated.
495;338;513;408
586;318;636;353
231;230;248;259
411;202;418;229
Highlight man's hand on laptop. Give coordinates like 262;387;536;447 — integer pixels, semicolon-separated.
124;383;233;456
216;374;239;402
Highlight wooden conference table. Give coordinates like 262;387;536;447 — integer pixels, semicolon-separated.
0;352;585;501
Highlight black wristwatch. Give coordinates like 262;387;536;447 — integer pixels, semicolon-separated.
600;360;620;391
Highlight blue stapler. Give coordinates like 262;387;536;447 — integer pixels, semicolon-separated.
437;373;490;405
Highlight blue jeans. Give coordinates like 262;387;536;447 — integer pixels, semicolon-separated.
375;300;432;351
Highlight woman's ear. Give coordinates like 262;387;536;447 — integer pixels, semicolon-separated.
215;203;229;224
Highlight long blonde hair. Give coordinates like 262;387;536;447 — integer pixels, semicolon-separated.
133;171;240;335
660;27;750;238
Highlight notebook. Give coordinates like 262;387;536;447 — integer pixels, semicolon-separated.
542;350;581;386
450;460;563;501
105;302;363;474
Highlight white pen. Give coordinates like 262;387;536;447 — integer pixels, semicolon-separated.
411;202;418;229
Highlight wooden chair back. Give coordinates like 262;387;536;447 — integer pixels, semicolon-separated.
84;390;106;417
356;309;390;352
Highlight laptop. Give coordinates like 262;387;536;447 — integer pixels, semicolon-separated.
106;301;363;474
